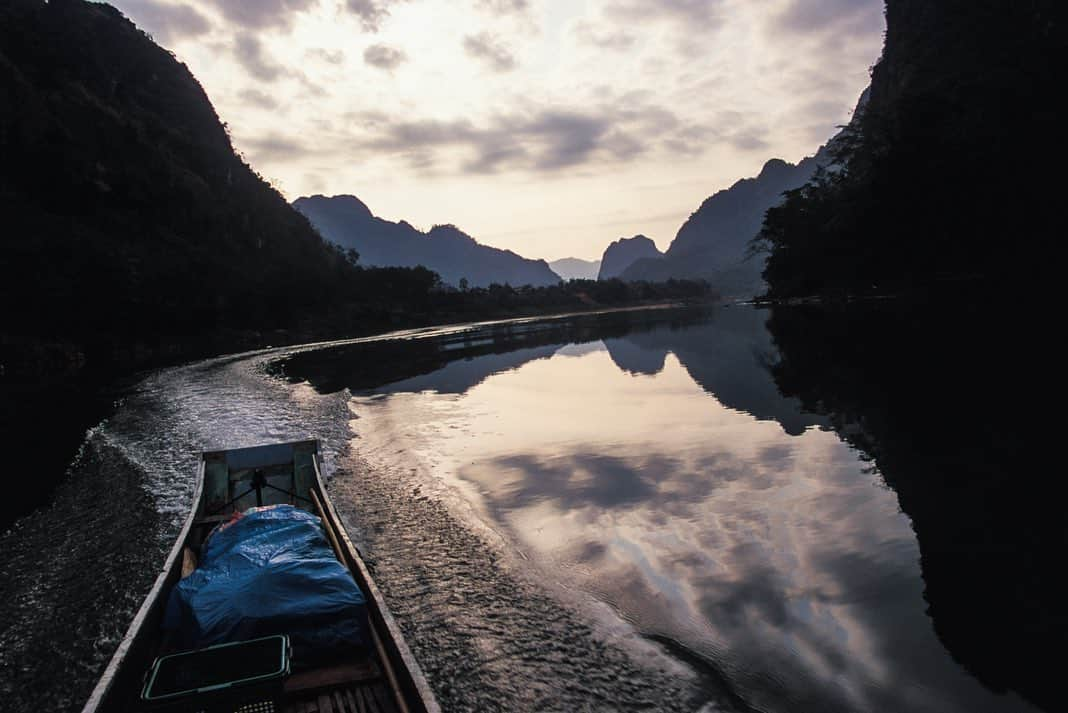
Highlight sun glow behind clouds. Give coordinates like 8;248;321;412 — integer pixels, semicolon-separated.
113;0;883;260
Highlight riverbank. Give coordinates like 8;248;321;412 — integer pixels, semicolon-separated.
278;302;1042;713
0;296;712;530
0;304;712;713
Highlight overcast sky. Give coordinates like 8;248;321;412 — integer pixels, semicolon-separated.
112;0;884;261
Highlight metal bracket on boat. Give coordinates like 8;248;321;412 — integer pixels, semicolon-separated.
208;468;314;515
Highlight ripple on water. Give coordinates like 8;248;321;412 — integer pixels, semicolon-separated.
0;350;354;713
328;447;740;713
1;318;727;713
0;433;165;712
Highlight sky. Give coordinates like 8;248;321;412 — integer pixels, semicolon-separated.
111;0;885;261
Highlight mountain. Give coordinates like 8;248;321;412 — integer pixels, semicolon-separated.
621;148;831;297
754;0;1064;706
549;258;601;281
0;0;448;535
0;0;439;367
294;194;561;288
619;88;872;298
604;308;827;436
597;235;662;280
765;294;1060;711
758;0;1062;297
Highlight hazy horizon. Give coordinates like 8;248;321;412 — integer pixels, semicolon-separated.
113;0;883;261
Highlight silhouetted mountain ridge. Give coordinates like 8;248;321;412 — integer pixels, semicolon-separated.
765;295;1061;711
549;258;601;281
598;235;662;280
619;88;872;298
0;0;445;368
758;0;1061;297
603;309;827;436
621;144;836;297
294;194;561;288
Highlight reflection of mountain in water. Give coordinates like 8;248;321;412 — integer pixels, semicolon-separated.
337;306;1032;713
276;307;824;438
372;344;560;395
605;307;826;435
270;309;708;395
278;304;1049;712
765;295;1062;712
602;337;667;376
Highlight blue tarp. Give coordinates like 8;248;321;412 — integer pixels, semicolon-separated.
164;505;369;663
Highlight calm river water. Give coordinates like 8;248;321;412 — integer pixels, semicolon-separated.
0;304;1053;712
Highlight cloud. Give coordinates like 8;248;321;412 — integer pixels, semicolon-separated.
360;113;596;173
605;0;724;28
118;0;210;44
307;48;345;64
206;0;315;30
346;0;407;32
368;113;586;172
242;134;314;162
572;21;636;51
800;98;849;120
601;130;644;161
296;72;328;97
233;33;287;81
462;32;517;72
474;0;529;14
356;98;714;174
728;128;771;152
363;44;408;70
523;112;609;169
303;171;328;193
237;88;281;110
463;143;527;174
662;124;712;154
772;0;884;36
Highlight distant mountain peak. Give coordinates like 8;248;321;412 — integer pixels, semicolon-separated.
299;194;373;219
427;224;477;244
757;158;793;181
549;257;601;281
294;195;560;288
619;140;841;295
606;234;658;252
598;235;663;280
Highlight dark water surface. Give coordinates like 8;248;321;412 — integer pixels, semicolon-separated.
0;305;1057;712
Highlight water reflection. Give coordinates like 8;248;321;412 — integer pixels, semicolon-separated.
765;297;1062;712
604;307;827;435
319;306;1039;713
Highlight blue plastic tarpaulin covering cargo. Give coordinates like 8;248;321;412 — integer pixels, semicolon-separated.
163;505;369;663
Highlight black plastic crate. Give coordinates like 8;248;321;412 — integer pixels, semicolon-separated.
142;635;290;712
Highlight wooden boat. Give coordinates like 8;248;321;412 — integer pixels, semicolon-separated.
81;439;440;713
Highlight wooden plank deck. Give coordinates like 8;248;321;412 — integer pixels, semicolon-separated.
281;680;396;713
280;657;397;713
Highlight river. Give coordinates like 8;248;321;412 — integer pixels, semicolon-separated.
0;303;1054;712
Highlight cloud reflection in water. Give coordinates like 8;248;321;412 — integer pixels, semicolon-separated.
350;320;1037;713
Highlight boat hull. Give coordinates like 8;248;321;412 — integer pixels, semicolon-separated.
81;439;439;713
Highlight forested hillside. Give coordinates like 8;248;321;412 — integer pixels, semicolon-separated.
294;194;561;289
755;0;1062;297
0;0;442;378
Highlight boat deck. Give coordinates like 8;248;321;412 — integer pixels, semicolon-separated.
284;683;397;713
283;682;397;713
280;655;398;713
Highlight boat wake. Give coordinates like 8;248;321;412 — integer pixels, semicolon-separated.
328;446;725;712
0;316;734;713
0;350;352;712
